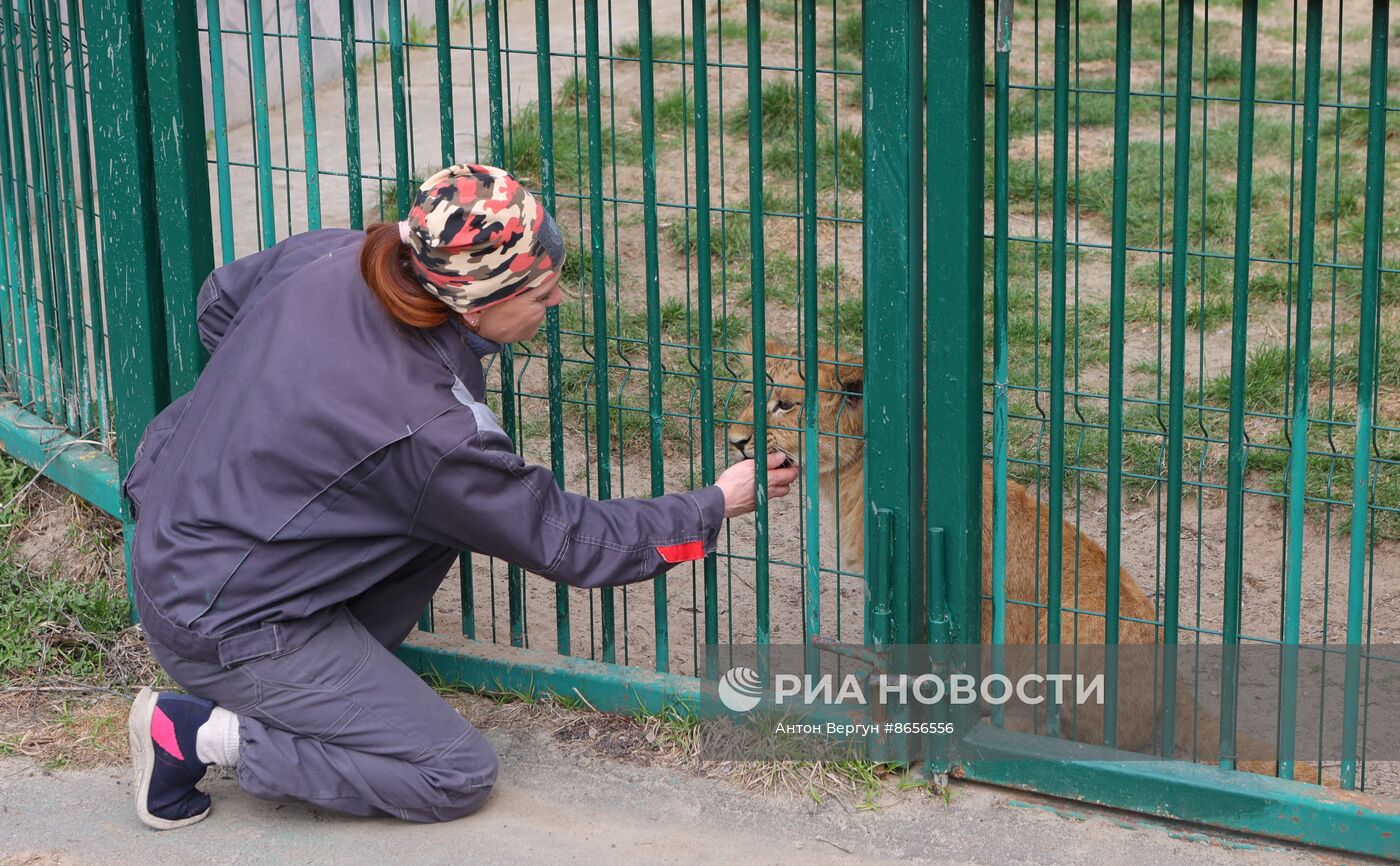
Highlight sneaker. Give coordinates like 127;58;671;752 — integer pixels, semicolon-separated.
128;686;214;829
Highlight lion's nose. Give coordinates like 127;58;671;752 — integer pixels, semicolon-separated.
729;434;751;457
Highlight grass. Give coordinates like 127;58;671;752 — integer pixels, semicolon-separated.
0;455;130;684
560;242;620;288
614;20;756;61
666;206;752;265
637;84;723;135
554;73;588;109
501;102;642;187
0;558;127;680
835;12;860;57
726;79;816;141
763;126;862;192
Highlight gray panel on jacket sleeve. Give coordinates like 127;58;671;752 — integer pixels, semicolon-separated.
452;376;505;438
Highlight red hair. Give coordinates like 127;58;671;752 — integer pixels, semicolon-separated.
359;223;450;329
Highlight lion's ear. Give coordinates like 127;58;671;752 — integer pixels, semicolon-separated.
835;363;863;398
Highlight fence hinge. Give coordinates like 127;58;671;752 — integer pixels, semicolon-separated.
927;526;959;642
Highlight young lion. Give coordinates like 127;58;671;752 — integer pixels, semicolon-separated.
728;341;1323;781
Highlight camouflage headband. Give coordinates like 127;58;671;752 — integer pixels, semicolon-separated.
399;164;565;313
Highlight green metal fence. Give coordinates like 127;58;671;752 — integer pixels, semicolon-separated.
0;0;1398;856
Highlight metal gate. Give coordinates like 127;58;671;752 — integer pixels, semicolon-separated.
0;0;1395;856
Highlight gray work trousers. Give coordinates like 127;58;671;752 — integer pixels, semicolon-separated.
143;547;498;823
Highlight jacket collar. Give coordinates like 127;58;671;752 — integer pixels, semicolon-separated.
452;317;502;358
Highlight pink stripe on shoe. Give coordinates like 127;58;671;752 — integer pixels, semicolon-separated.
151;705;185;761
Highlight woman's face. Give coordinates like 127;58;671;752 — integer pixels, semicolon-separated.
468;269;564;344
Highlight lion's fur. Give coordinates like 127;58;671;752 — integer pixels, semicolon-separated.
729;341;1325;781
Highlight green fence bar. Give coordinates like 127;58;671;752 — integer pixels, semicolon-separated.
53;0;88;425
0;0;28;405
246;0;275;246
32;0;76;429
68;0;108;438
747;0;769;648
38;0;78;429
1343;0;1390;793
478;0;524;648
1044;0;1070;737
339;0;362;228
205;0;234;262
458;551;475;638
436;0;454;163
1160;0;1195;757
143;0;214;395
48;0;87;430
1221;0;1259;773
1;0;40;410
0;8;18;394
584;0;616;663
294;0;320;230
387;0;408;219
925;0;981;647
799;0;820;647
18;0;61;421
1282;0;1328;782
690;0;718;666
532;0;568;658
1101;0;1133;749
25;0;63;420
990;3;1011;736
635;0;668;667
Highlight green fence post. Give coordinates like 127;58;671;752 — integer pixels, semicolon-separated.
863;0;924;647
142;0;214;395
924;0;984;647
88;0;171;617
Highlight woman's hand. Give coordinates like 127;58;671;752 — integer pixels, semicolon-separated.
715;453;800;519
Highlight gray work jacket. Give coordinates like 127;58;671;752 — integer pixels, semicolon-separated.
124;229;724;666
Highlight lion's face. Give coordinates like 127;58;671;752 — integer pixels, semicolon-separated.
727;341;864;477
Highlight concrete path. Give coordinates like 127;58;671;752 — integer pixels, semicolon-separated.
0;720;1349;866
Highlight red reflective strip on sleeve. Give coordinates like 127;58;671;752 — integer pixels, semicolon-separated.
656;541;705;564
